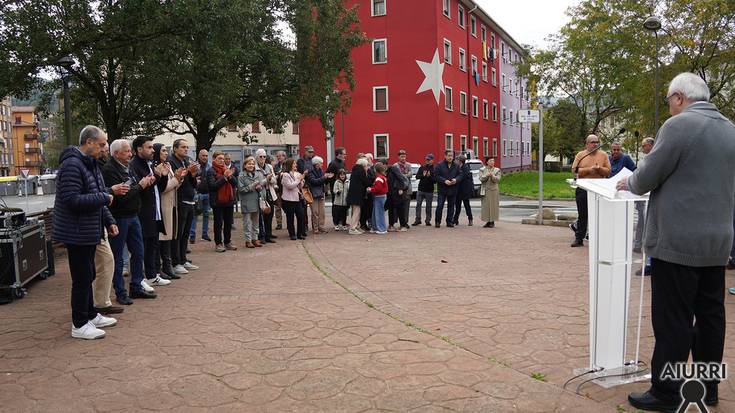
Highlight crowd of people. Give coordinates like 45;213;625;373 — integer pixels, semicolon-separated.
53;130;502;339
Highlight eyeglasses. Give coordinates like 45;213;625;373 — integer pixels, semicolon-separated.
664;92;680;104
258;155;266;158
588;141;599;144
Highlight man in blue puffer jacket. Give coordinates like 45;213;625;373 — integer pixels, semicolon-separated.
54;125;127;340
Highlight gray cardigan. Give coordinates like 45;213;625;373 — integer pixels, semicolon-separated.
628;102;735;267
237;170;266;213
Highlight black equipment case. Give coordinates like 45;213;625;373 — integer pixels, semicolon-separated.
0;220;50;302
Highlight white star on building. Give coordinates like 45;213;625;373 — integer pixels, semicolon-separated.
416;49;445;105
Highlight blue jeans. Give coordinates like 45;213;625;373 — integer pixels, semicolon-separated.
109;216;146;297
190;194;210;239
372;195;387;232
434;193;456;225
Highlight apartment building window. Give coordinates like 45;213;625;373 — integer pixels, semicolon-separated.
251;122;260;133
442;0;450;18
373;86;388;112
483;138;489;157
292;122;299;134
459;48;466;71
501;41;507;62
372;39;387;64
444;39;452;64
502;73;507;92
471;55;478;76
15;117;21;125
481;25;487;43
503;139;507;157
509;110;514;126
460;135;467;153
493;138;498;157
482;62;488;82
458;5;465;28
371;0;386;17
473;137;479;156
482;99;489;120
445;134;453;151
374;134;389;158
502;106;507;124
491;33;496;48
470;15;477;37
444;86;453;111
472;96;479;118
491;67;497;86
492;103;497;121
459;92;467;115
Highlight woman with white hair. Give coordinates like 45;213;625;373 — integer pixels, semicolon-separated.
255;148;278;243
305;155;334;234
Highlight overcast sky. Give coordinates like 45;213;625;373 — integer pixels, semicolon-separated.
474;0;579;50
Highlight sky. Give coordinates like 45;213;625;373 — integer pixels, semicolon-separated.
474;0;580;50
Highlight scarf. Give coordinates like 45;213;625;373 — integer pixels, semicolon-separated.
212;162;234;204
398;160;410;175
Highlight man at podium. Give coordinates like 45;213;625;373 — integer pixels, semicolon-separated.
570;135;611;247
617;72;735;411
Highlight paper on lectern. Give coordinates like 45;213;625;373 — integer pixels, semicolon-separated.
577;168;641;200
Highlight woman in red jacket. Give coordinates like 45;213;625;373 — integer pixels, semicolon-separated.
367;163;388;234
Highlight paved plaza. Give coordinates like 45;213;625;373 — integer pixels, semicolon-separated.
2;221;733;412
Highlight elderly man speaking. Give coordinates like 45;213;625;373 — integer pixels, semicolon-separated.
617;73;735;412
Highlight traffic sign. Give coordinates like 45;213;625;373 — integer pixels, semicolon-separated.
518;109;540;123
20;169;30;179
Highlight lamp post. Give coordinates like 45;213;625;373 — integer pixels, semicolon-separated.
643;16;662;133
56;55;74;147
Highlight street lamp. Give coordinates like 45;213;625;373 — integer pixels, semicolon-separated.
643;16;662;133
55;55;74;147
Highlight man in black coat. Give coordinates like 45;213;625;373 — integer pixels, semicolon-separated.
346;157;371;234
452;155;475;226
360;154;376;230
102;139;158;304
413;154;435;226
129;136;169;287
168;139;200;274
434;150;462;227
326;147;347;227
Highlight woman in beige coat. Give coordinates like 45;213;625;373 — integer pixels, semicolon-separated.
154;144;187;278
479;157;502;228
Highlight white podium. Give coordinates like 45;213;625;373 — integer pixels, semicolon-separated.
568;169;650;387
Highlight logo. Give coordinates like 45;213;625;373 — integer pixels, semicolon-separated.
661;362;727;413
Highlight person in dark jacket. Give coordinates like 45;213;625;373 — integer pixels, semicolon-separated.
387;163;410;230
306;156;334;234
190;149;212;242
413;154;435;226
360;154;376;230
326;147;347;202
207;151;238;250
102;139;158;304
434;150;462;227
53;125;123;339
346;157;371;234
168;139;200;275
129;136;169;286
452;155;475;226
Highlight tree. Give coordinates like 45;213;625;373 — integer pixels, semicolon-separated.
542;99;587;163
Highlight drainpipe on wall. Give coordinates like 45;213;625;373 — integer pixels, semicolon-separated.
466;4;478;157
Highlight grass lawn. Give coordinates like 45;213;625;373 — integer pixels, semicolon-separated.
500;171;575;200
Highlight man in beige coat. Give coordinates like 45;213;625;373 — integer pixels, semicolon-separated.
479;157;501;228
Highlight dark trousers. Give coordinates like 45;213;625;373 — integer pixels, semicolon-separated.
360;195;373;228
213;206;233;245
143;235;160;279
109;216;145;297
453;197;473;224
575;187;588;241
158;240;172;273
415;191;434;223
283;200;305;237
435;193;456;225
332;205;348;226
649;258;726;402
174;203;194;266
67;244;98;328
259;201;274;241
389;200;408;228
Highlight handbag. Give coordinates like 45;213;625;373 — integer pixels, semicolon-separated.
259;198;272;214
301;187;314;204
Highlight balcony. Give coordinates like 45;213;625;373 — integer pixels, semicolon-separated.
24;147;41;154
24;133;38;140
24;161;42;167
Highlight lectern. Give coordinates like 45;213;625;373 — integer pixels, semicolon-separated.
569;169;650;387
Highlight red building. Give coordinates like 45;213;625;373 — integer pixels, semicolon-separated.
300;0;531;171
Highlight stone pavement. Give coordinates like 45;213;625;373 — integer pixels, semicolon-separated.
1;220;733;412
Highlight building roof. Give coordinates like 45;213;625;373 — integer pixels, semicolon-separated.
11;106;36;113
462;0;529;58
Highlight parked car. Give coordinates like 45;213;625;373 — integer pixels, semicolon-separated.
410;163;420;196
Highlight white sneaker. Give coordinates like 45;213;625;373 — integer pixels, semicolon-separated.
90;313;117;328
399;227;408;232
334;226;341;231
149;275;171;286
376;231;388;235
183;262;199;270
174;265;189;275
71;321;105;340
140;279;155;293
348;229;362;235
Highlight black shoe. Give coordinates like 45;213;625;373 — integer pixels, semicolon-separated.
425;221;431;226
297;235;306;240
412;220;421;226
571;239;584;247
270;234;278;239
468;220;473;226
189;238;195;244
159;273;172;280
435;223;440;228
290;236;298;240
202;235;212;242
628;391;679;413
116;295;133;305
489;222;495;228
186;249;191;254
447;223;455;228
266;239;276;243
484;222;492;228
130;290;157;299
95;305;124;315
